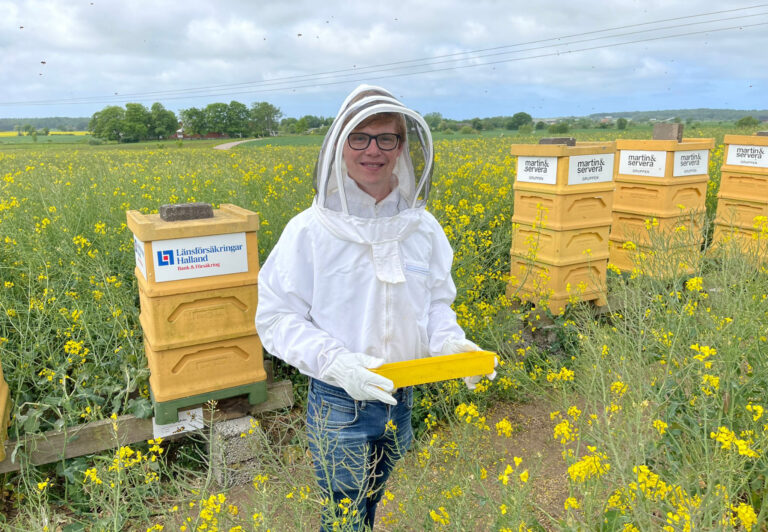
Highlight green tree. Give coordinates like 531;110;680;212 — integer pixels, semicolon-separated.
89;105;126;141
179;107;206;136
535;121;546;130
279;117;298;134
204;103;230;135
423;112;443;130
250;102;283;137
226;101;250;137
616;117;628;130
122;103;151;142
735;116;760;129
149;102;178;139
548;122;570;134
505;112;533;130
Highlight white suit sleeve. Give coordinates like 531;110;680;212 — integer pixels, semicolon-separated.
255;219;348;379
425;216;467;355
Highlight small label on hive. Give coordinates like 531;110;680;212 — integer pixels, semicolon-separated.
568;154;614;185
134;234;147;280
619;150;666;177
726;144;768;168
152;407;204;438
673;150;709;177
152;232;248;282
517;156;558;184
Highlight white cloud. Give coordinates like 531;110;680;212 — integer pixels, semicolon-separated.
1;0;767;118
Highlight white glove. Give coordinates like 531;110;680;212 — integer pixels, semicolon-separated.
440;337;497;390
320;352;397;405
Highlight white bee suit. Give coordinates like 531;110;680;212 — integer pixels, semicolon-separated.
255;85;467;388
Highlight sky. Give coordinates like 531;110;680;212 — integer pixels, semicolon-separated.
1;0;767;120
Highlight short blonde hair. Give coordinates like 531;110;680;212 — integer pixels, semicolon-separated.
353;113;406;138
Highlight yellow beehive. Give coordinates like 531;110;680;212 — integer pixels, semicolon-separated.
512;223;610;264
146;334;267;404
372;351;496;388
127;203;266;424
127;204;260;298
610;209;705;247
719;171;768;202
138;282;258;350
714;194;768;230
615;138;715;184
0;363;9;462
608;238;700;277
710;223;768;261
511;141;616;195
612;180;708;216
512;188;613;230
507;255;607;314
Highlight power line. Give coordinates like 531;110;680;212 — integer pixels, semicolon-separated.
2;5;767;107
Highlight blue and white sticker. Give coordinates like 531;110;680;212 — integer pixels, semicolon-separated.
133;234;147;280
151;232;248;282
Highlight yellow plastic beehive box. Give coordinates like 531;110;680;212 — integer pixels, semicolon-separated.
615;138;714;184
139;283;258;351
146;334;267;403
714;193;768;230
372;351;496;388
127;204;260;298
608;238;700;277
711;224;768;260
612;180;708;216
0;363;9;462
510;142;616;194
610;210;705;247
718;171;768;203
722;134;768;175
511;222;610;264
507;255;607;314
511;188;614;230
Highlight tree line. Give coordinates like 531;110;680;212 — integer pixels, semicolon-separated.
87;101;285;143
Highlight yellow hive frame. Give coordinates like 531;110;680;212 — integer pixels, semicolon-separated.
371;351;496;388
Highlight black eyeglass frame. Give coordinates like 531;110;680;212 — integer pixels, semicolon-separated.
346;132;402;151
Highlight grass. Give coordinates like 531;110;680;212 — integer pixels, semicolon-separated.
1;125;767;530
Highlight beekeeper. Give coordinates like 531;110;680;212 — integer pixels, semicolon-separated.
255;84;492;530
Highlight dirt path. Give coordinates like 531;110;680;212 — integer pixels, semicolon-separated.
213;139;254;150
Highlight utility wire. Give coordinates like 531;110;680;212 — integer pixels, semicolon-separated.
53;2;768;101
2;5;767;107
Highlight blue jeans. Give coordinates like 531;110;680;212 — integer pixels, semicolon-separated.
306;378;414;531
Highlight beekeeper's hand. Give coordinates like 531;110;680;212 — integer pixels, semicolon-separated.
321;352;397;405
440;337;497;390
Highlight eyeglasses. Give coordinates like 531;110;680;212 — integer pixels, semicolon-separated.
347;132;401;151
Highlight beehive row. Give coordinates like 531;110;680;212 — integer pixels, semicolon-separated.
507;133;768;314
127;204;267;424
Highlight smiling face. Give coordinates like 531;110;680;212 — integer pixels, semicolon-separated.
342;117;404;202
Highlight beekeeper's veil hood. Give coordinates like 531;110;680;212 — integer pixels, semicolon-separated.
311;84;435;284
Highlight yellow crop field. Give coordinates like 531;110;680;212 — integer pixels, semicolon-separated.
1;127;766;529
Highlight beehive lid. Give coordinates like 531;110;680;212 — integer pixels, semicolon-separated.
723;134;768;147
616;138;714;151
127;204;259;241
510;141;615;157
